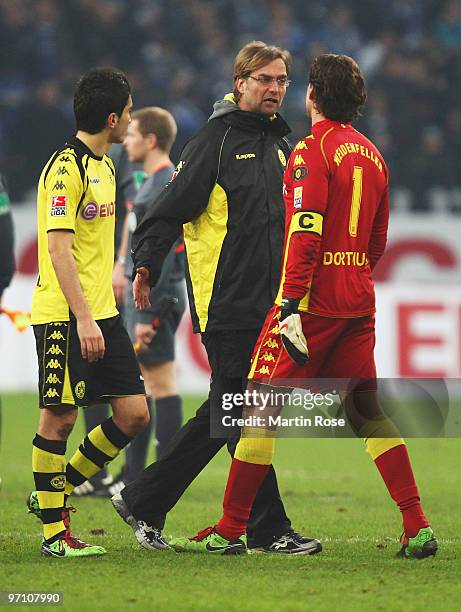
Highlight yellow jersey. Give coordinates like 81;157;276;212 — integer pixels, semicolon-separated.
31;136;118;324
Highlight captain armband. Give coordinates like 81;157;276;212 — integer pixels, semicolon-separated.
289;211;323;236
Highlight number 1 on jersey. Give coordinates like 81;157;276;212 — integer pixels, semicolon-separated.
349;165;363;237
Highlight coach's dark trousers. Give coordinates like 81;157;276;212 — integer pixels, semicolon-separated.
121;329;291;547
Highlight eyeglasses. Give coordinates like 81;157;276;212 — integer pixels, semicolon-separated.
247;75;291;88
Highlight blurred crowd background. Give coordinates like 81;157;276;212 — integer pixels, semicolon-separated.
0;0;459;210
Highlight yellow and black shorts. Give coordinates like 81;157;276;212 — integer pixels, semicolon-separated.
33;315;145;408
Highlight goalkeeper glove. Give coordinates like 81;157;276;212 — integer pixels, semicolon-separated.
279;297;309;365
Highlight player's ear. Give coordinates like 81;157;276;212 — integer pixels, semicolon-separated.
107;112;118;129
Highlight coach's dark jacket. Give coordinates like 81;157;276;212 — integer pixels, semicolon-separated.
132;95;291;333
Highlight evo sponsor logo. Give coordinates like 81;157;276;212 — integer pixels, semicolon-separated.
81;201;115;220
51;195;67;217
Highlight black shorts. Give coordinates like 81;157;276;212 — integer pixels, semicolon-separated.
33;315;145;408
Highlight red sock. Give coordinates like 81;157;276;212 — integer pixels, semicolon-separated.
374;444;429;537
215;458;270;541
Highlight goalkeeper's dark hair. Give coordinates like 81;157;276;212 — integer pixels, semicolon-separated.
74;67;131;134
309;54;366;123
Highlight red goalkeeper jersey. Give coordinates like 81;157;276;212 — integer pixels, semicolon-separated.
275;118;389;317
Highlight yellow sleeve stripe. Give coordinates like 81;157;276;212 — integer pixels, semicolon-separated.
290;210;323;236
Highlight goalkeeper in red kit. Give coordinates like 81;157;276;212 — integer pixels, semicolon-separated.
170;54;437;559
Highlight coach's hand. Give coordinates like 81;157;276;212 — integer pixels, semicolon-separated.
133;267;151;310
77;318;105;362
279;297;309;366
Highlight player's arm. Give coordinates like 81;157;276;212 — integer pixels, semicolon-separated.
282;147;328;299
112;211;130;305
132;130;219;286
48;231;104;362
368;183;389;271
279;146;328;365
45;155;103;362
132;129;220;308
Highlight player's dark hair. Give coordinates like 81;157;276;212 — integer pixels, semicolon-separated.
74;67;131;134
309;54;366;123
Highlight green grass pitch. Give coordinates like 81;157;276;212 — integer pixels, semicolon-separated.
0;393;460;611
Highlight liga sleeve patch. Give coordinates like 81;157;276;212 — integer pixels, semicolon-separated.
290;210;323;236
50;195;67;217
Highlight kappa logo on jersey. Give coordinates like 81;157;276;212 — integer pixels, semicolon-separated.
236;153;256;160
293;154;305;166
294;141;308;151
51;195;67;217
55;166;70;176
53;180;66;191
294;186;303;208
293;166;308;181
59;155;71;163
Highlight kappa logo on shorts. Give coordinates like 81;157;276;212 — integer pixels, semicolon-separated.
258;365;271;375
46;344;64;356
50;475;66;490
47;330;65;341
44;388;59;399
46;359;63;369
46;373;62;384
75;381;86;400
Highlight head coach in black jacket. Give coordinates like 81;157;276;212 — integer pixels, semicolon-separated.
112;41;320;555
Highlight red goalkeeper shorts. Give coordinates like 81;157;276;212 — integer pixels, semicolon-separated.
248;304;377;390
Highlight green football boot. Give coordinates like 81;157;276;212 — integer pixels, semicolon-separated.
27;490;41;519
41;533;107;558
170;526;246;555
396;527;438;559
28;490;106;557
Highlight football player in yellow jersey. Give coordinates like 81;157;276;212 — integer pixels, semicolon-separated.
27;68;149;558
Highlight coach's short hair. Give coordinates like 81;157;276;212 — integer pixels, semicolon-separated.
74;67;131;134
233;41;292;102
309;54;367;123
132;107;177;153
